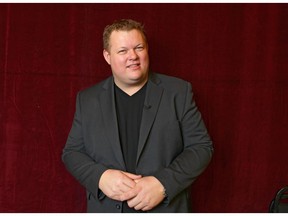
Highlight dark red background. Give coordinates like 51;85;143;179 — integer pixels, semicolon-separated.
1;3;288;213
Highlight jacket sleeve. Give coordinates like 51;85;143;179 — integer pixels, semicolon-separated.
62;92;107;199
154;82;213;203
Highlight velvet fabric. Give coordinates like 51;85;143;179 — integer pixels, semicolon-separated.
0;3;287;212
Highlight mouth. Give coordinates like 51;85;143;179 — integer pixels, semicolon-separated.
127;63;140;69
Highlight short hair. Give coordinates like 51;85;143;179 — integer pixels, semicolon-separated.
103;19;147;51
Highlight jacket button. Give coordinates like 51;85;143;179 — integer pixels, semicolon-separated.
116;204;121;210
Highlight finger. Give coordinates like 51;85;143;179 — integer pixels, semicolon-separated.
133;201;146;211
119;183;134;193
121;175;138;188
120;188;139;201
127;195;141;208
122;171;142;180
134;179;140;183
141;205;152;212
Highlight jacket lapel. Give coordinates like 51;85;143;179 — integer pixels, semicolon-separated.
136;74;163;164
99;77;126;170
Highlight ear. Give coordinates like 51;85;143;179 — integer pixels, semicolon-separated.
103;49;111;65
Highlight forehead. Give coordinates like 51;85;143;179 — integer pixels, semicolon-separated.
109;29;146;46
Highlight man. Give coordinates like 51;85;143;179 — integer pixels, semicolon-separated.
62;19;213;213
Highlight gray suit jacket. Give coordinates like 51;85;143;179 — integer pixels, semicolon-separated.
62;72;213;213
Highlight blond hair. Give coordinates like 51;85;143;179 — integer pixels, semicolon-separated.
103;19;147;51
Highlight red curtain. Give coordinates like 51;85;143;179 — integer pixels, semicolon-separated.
1;3;288;213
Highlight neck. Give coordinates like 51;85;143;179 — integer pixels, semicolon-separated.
115;79;148;96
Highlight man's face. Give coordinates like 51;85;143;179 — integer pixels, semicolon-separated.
103;29;149;89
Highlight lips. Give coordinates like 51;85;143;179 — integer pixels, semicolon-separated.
127;63;140;69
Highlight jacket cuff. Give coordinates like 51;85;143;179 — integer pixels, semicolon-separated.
87;164;108;200
154;169;177;205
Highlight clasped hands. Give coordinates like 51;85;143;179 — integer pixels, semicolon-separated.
99;169;165;211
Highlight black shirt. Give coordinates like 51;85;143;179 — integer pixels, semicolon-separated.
114;83;147;173
114;83;147;213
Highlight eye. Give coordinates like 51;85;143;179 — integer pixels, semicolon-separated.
135;46;144;51
118;49;127;54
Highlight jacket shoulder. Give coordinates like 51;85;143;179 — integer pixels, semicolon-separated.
153;73;191;93
78;76;112;98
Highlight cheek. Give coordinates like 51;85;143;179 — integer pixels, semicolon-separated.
111;57;126;67
141;51;149;59
141;53;149;65
110;58;127;74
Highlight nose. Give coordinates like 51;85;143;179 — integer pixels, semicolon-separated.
128;49;138;60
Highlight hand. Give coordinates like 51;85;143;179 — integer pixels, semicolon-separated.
99;169;142;201
126;176;166;211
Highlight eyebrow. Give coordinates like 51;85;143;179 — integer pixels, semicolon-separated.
135;43;144;47
117;44;144;50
